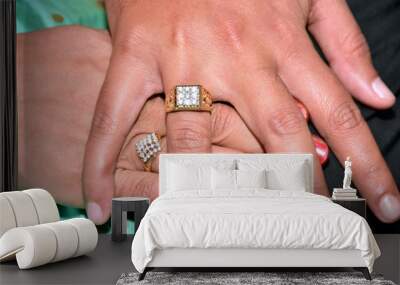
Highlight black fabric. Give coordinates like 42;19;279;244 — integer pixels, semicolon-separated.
323;0;400;233
0;0;17;193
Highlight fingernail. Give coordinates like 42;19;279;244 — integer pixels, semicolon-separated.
86;202;103;224
379;194;400;222
296;101;309;121
372;77;396;100
312;135;329;165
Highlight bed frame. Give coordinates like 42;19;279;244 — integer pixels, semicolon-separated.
138;154;371;280
140;248;370;280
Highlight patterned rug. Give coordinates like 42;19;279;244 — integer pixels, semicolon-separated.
117;271;396;285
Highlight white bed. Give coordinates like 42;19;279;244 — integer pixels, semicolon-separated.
131;154;380;280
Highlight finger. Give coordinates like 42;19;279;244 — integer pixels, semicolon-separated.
308;0;395;109
115;144;243;201
83;49;160;224
211;145;243;153
295;98;309;121
161;63;212;153
211;104;263;153
115;170;159;201
231;71;328;195
295;99;329;165
279;40;400;223
118;135;243;175
117;101;262;174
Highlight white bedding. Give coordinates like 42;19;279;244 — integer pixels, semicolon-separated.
131;190;380;273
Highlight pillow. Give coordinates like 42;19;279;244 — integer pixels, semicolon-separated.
236;169;267;188
266;162;307;191
167;163;211;191
211;168;237;190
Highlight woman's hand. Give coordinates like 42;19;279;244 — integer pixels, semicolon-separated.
114;97;264;201
84;0;399;224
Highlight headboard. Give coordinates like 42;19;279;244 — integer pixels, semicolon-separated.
159;153;314;195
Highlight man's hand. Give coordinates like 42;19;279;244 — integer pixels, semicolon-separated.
85;0;399;224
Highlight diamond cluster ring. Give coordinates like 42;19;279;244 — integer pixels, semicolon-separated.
135;133;161;172
165;85;213;113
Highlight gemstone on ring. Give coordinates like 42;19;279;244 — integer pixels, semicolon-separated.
135;133;161;163
175;85;200;108
165;85;212;113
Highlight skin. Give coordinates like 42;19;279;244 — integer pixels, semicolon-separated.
84;0;399;224
17;26;111;206
16;26;263;206
16;25;328;206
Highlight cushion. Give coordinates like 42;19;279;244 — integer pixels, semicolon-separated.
167;163;211;191
0;191;39;227
236;169;267;188
23;189;60;224
238;159;308;191
0;196;16;237
0;189;60;237
211;168;237;190
0;218;97;269
266;162;307;191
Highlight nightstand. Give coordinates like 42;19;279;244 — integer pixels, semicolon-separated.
111;197;150;242
331;198;366;218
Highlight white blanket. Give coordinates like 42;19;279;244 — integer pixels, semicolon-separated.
131;190;380;273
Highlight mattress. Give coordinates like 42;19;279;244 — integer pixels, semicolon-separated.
131;190;380;273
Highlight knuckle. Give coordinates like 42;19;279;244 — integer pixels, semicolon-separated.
114;27;149;57
134;175;156;198
216;18;245;50
362;160;389;184
365;163;384;179
114;37;137;57
168;20;196;49
169;119;210;152
271;19;299;48
269;23;304;65
268;107;306;136
211;104;234;140
328;101;363;134
340;30;370;60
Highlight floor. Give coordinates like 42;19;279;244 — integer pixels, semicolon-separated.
1;234;398;285
0;235;133;285
373;234;400;284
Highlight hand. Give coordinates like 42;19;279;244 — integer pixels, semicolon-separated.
15;25;263;205
115;97;331;200
16;25;327;211
84;0;399;224
114;97;264;201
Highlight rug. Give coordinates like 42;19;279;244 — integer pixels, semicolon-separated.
116;271;396;285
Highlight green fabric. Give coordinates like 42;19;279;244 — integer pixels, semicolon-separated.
16;0;108;33
56;204;135;235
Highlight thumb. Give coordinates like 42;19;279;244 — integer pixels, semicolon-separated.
308;0;395;109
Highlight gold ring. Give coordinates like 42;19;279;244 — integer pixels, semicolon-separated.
135;133;161;172
165;85;212;113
